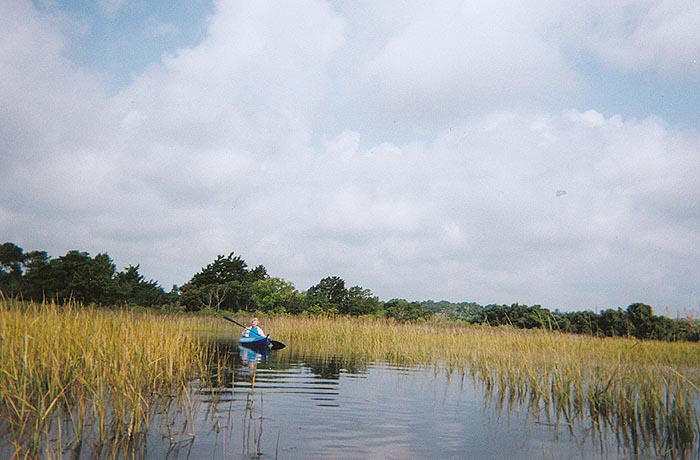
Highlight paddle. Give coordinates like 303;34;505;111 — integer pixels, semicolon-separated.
222;315;286;350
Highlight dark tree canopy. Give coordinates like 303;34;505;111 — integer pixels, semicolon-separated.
2;241;697;342
0;242;170;306
179;253;268;312
459;302;698;342
0;242;26;296
306;276;348;313
385;299;434;322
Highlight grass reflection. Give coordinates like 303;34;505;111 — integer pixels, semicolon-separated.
262;315;700;457
0;299;206;458
1;302;698;458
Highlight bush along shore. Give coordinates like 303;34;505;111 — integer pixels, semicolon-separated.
1;242;698;342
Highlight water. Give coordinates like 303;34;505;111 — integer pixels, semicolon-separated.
141;340;674;460
3;338;696;459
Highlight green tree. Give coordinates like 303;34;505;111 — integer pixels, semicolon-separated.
421;300;483;321
0;242;24;273
598;308;626;337
180;252;267;311
3;242;172;308
305;276;348;314
345;286;382;316
385;299;434;322
61;251;118;304
115;264;169;306
187;253;254;287
22;250;119;305
626;303;655;339
562;310;599;335
250;277;298;313
0;242;26;296
22;250;50;300
479;304;511;326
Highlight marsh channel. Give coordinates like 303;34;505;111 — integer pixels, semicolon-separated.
3;335;697;459
132;338;696;460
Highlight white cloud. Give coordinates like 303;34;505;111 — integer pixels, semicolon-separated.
217;111;699;314
557;0;700;78
0;2;111;165
365;2;580;110
1;0;699;316
112;0;344;156
325;0;581;139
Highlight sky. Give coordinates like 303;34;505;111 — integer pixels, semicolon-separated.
1;0;699;317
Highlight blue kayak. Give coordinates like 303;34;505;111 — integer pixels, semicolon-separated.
239;335;271;350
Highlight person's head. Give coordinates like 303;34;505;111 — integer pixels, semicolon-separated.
251;317;259;326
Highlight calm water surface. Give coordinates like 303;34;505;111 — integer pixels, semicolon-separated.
141;339;676;460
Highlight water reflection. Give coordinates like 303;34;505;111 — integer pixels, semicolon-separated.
205;338;346;405
190;338;355;458
240;345;267;368
8;337;694;459
180;338;698;459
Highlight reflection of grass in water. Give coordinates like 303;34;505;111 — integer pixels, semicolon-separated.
258;315;700;455
3;304;698;457
0;299;206;458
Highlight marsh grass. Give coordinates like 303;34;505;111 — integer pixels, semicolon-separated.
251;314;700;455
0;298;208;458
2;304;698;458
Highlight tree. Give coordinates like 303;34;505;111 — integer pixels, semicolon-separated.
22;250;50;300
186;253;255;287
17;250;120;305
0;242;26;296
598;308;626;337
385;299;434;322
345;286;382;316
250;277;298;313
626;303;655;339
305;276;348;314
562;310;599;335
420;300;483;321
180;252;267;311
114;264;169;306
479;304;510;326
0;242;25;273
53;251;119;304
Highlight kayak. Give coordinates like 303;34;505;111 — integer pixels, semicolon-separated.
223;316;286;350
239;335;271;350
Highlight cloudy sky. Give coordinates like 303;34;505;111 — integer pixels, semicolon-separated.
2;0;699;316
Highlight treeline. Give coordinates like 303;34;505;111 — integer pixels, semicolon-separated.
1;242;697;341
0;243;174;306
0;242;431;322
423;301;700;342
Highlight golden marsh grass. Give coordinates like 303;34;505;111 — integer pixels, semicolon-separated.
0;299;207;458
256;315;700;453
2;303;698;457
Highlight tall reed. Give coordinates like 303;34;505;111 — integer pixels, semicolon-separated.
0;299;207;458
3;305;698;457
243;314;700;455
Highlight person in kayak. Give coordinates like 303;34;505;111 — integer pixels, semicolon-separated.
241;317;265;338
